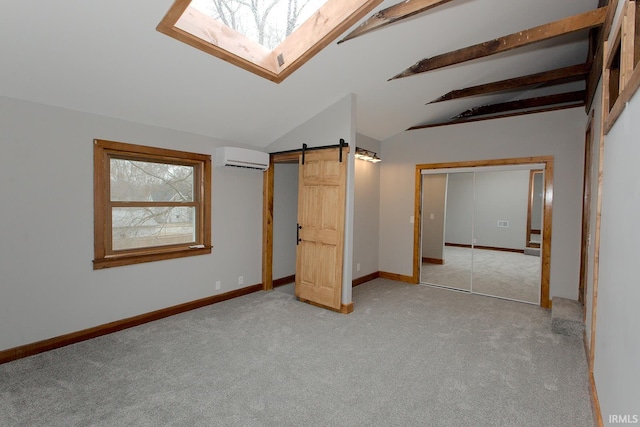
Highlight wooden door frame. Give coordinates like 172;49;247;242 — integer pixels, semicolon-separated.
262;151;300;291
262;147;353;314
412;156;554;309
579;112;595;306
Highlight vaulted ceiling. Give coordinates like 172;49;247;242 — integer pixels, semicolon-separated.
0;0;600;148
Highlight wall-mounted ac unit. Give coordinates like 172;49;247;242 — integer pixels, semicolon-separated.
214;147;269;171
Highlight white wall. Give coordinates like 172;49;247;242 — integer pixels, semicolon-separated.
267;95;355;153
379;108;586;299
583;0;640;419
272;163;298;280
592;85;640;422
267;94;357;304
0;97;264;352
353;133;381;279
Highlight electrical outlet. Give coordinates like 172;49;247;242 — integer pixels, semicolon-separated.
357;263;361;272
215;281;221;290
238;276;244;285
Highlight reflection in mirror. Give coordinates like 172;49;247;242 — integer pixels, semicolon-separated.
420;173;473;291
471;170;541;304
526;170;544;250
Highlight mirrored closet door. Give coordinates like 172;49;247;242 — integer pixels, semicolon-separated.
420;167;543;305
421;173;472;292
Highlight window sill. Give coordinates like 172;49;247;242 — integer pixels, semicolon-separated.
93;246;212;270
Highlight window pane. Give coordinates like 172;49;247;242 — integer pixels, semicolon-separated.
112;207;196;251
110;159;194;202
189;0;329;50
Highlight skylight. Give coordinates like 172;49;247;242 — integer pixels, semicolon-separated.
189;0;329;51
157;0;382;83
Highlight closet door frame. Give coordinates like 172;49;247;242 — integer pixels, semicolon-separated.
412;156;554;308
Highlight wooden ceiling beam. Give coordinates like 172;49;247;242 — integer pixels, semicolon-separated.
452;90;586;119
390;7;607;80
338;0;457;44
429;63;590;104
407;103;584;130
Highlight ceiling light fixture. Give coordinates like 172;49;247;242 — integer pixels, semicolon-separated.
356;147;381;163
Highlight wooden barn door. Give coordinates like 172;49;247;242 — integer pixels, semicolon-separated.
295;147;347;310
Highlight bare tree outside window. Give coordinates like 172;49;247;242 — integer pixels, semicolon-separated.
191;0;326;49
110;159;196;251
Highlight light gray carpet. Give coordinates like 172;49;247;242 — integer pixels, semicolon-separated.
0;279;592;426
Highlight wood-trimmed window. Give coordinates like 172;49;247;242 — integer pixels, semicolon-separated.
604;0;640;133
93;139;211;269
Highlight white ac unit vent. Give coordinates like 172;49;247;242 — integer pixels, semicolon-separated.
214;147;269;171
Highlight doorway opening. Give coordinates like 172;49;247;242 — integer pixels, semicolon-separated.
412;157;554;308
272;160;300;295
262;146;351;313
262;151;300;291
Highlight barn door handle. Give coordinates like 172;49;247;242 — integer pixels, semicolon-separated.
297;224;302;245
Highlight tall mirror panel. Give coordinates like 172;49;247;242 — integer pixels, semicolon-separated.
527;170;544;251
471;170;541;304
421;173;473;291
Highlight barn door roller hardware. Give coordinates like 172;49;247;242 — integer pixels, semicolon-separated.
295;140;349;165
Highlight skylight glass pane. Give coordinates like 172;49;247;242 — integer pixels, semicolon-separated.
190;0;329;50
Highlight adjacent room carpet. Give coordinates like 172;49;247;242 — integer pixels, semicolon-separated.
0;279;592;426
421;246;541;304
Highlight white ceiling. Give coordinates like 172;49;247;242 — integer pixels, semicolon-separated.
0;0;598;148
